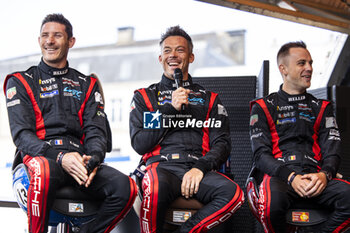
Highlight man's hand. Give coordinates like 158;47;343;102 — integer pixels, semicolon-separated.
302;173;327;198
172;87;190;111
61;152;88;185
82;155;98;188
181;168;203;199
289;172;310;198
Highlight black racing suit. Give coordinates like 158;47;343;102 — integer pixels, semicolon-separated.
4;59;137;233
130;75;244;233
250;87;350;232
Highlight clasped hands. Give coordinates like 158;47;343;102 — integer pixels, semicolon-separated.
289;172;328;198
60;152;98;187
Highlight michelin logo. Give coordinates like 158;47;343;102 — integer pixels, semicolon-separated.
143;110;162;129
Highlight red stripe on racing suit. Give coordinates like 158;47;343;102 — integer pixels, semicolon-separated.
189;172;244;233
140;162;160;233
201;92;218;156
23;155;51;233
255;99;282;159
11;73;46;139
104;176;138;233
312;101;329;161
137;88;161;162
78;77;97;144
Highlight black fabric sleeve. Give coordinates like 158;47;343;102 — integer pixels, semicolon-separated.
82;77;108;162
5;75;60;159
249;102;293;182
318;102;341;177
193;94;231;174
129;90;174;155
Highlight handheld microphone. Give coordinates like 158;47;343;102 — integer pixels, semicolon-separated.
173;68;186;111
173;68;183;88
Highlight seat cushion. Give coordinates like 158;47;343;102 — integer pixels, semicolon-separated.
52;186;102;217
165;197;204;225
169;197;204;209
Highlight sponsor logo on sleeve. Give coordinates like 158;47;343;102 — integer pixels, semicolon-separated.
250;114;258;126
329;129;340;137
328;129;341;141
218;104;228;116
250;132;263;140
130;100;136;111
326;117;338;128
7;99;21;107
95;92;104;104
97;111;105;117
6;87;17;99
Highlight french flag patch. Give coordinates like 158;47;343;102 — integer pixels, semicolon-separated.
55;139;63;145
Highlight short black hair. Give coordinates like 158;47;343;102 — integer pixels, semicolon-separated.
277;41;307;63
41;13;73;38
160;25;193;52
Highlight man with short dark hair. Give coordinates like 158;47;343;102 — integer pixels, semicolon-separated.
4;13;137;233
130;25;244;233
249;41;350;232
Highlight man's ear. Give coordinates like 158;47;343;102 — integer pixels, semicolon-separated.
279;64;287;77
68;37;76;49
189;53;195;63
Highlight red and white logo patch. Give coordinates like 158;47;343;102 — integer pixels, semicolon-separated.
6;87;17;99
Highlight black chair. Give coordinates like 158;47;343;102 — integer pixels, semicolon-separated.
12;163;102;233
246;166;331;232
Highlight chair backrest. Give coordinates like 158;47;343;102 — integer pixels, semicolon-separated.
310;86;350;180
193;76;259;233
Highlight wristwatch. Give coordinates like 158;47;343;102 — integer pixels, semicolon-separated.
320;170;332;181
